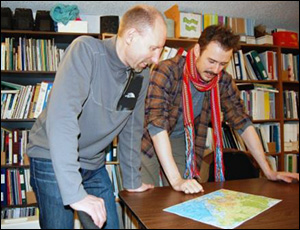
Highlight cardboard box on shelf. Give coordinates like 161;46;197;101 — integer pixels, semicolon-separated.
164;4;201;39
57;20;88;33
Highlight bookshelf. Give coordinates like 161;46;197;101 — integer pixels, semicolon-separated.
277;46;299;171
204;42;298;172
227;43;298;172
102;33;299;173
1;29;99;222
1;30;298;226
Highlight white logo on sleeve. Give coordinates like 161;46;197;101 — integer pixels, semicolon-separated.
125;92;136;99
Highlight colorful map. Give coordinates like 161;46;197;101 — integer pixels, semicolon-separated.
164;189;281;229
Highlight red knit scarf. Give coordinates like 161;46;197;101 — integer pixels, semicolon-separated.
183;48;225;182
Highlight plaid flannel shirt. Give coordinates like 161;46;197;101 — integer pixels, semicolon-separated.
141;55;252;171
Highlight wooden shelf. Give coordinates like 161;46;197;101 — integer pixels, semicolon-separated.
1;164;30;168
1;29;99;44
1;203;38;209
1;70;56;74
101;33;198;49
284;118;299;122
265;153;282;157
101;33;115;39
105;161;120;165
235;80;279;84
223;148;249;154
1;29;99;36
282;80;299;84
252;119;281;123
284;151;299;155
223;148;281;156
1;119;36;122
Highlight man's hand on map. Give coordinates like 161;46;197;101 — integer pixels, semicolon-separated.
172;178;204;194
265;170;299;183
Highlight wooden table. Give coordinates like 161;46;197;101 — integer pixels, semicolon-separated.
119;178;299;229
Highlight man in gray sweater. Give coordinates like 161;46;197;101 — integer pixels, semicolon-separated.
27;5;166;229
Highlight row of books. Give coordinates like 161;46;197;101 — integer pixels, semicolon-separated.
104;139;138;229
201;14;255;36
123;207;139;229
158;47;298;84
254;123;281;153
157;47;278;83
1;168;35;206
266;155;279;172
1;81;53;120
222;125;246;151
206;122;281;154
1;128;30;166
258;155;298;173
240;34;274;45
159;46;187;61
239;84;278;120
284;154;299;173
227;50;278;81
105;139;118;162
283;90;299;119
206;125;246;152
150;45;187;72
1;207;37;220
1;37;65;71
284;122;299;152
165;4;256;38
105;164;123;199
281;53;299;82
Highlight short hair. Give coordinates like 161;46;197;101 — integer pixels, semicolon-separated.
198;25;240;53
118;4;165;37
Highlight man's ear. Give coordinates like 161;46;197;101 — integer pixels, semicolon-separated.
125;28;138;45
193;43;200;58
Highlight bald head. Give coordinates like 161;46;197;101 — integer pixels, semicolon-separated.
115;5;166;71
118;4;166;37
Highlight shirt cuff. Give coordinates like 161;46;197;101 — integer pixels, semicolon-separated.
237;120;253;135
148;124;165;137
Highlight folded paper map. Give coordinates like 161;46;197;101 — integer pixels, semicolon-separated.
164;189;281;229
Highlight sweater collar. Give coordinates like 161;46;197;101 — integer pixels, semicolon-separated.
103;36;131;81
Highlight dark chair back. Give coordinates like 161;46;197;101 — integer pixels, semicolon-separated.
208;151;259;182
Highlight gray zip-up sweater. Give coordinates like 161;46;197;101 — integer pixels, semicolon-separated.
27;36;149;205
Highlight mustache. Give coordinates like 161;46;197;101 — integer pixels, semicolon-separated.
204;71;218;77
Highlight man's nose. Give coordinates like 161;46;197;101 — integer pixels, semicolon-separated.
212;63;222;74
151;50;161;65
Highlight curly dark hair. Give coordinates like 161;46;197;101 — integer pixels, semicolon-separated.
198;24;240;53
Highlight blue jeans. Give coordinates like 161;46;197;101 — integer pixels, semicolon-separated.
30;158;119;229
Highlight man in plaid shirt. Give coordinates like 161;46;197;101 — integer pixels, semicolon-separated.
141;25;299;194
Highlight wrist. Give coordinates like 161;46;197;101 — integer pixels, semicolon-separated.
170;176;183;188
263;168;275;179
